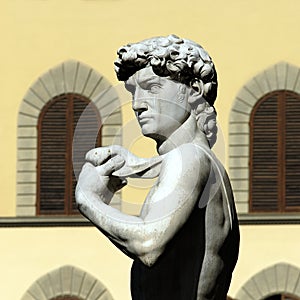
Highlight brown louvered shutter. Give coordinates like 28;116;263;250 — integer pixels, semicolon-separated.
285;92;300;211
38;97;68;214
250;91;300;212
37;94;101;215
71;95;101;213
250;93;279;212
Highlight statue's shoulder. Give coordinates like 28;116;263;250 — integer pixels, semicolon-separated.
165;143;211;161
161;143;211;177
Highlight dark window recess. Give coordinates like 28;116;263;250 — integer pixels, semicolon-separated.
264;293;300;300
37;93;101;215
250;91;300;212
50;296;83;300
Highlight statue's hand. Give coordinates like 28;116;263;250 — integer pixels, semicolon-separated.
76;155;127;205
85;145;140;167
85;145;163;178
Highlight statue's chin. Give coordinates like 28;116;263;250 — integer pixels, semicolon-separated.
140;125;157;138
143;133;168;147
140;124;169;139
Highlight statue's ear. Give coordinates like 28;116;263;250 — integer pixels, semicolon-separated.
188;79;204;104
190;79;204;95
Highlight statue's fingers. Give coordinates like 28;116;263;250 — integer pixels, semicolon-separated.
77;162;101;190
96;155;125;176
85;147;112;166
79;162;96;177
109;145;137;161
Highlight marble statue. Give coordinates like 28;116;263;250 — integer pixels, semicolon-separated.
75;35;239;300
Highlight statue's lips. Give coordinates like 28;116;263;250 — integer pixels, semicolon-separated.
138;115;154;123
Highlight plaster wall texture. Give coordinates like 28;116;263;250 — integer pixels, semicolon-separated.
1;0;300;215
229;225;300;298
1;1;300;299
1;226;300;299
0;227;132;300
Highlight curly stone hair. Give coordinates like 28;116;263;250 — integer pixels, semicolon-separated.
114;34;218;107
114;34;218;147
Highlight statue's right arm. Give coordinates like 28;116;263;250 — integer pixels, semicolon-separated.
75;144;211;266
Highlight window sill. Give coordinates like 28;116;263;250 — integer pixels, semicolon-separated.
238;213;300;225
1;213;300;227
0;216;91;227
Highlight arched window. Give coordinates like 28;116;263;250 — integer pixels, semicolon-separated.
250;91;300;212
236;263;300;300
37;93;101;215
21;265;114;300
17;60;122;217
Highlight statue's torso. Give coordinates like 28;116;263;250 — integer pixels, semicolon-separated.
131;202;206;300
130;146;239;300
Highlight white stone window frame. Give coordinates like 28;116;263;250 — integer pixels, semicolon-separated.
17;60;123;216
236;262;300;300
21;265;114;300
229;62;300;214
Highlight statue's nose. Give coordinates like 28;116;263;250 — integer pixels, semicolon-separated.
132;100;148;113
132;90;149;113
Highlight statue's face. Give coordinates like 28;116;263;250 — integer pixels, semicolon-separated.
125;68;190;141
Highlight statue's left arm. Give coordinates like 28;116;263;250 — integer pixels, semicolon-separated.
197;171;238;300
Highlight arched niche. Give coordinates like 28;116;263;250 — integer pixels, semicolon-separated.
21;265;114;300
236;263;300;300
17;60;123;216
228;62;300;214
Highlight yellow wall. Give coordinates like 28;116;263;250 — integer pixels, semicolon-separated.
1;0;300;216
0;225;299;299
0;226;132;300
230;225;300;297
1;1;300;298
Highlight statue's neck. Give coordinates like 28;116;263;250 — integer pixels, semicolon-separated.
157;115;209;155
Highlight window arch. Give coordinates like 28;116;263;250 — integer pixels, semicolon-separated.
17;60;123;216
21;265;114;300
250;91;300;212
229;62;300;214
235;263;300;300
37;93;101;215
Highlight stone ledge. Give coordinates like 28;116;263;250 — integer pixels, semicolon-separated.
238;213;300;225
0;216;91;227
2;214;300;227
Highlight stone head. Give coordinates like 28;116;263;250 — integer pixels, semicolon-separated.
114;35;218;147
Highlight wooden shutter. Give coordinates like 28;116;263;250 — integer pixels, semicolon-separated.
38;97;68;214
250;93;279;212
71;95;101;213
285;93;300;210
283;294;300;300
37;94;101;215
250;91;300;212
